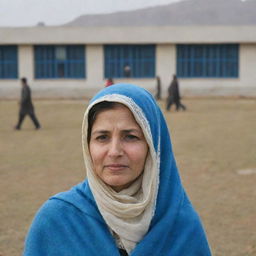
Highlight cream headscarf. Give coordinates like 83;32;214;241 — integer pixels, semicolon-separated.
82;94;160;254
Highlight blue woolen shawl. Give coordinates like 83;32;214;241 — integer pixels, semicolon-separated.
24;84;211;256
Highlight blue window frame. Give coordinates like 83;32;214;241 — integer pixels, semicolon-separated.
177;44;239;78
104;45;155;78
34;45;85;79
0;46;18;79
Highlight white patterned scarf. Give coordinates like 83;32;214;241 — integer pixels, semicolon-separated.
82;94;160;254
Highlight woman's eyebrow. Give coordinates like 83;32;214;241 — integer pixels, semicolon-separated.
123;129;140;133
92;129;141;135
91;130;109;135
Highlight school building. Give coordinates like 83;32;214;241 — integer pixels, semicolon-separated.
0;24;256;98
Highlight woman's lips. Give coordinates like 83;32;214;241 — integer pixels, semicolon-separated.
105;164;128;171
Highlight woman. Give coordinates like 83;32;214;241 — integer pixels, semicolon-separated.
24;84;211;255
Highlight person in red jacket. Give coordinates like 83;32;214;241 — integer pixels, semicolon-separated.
105;78;114;87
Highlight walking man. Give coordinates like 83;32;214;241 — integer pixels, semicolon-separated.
15;77;41;130
166;75;186;111
155;76;162;100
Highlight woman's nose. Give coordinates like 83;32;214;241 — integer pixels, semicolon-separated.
108;139;123;157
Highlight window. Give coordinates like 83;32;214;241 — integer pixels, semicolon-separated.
34;45;85;79
0;46;18;79
104;45;155;78
177;44;239;78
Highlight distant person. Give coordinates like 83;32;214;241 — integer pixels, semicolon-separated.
105;78;114;87
166;75;186;111
155;76;162;100
123;64;131;77
14;77;41;130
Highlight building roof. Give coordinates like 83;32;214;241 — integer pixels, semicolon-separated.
1;25;256;44
65;0;256;27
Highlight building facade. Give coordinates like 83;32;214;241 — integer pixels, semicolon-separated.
0;26;256;98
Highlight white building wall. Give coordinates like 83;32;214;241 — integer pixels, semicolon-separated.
1;42;256;99
2;45;90;99
0;44;157;99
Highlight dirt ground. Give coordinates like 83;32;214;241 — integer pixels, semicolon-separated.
0;98;256;256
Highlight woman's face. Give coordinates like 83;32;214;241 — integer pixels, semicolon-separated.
89;104;148;192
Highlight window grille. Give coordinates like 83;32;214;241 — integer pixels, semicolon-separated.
34;45;85;79
0;46;18;79
104;45;155;78
177;44;239;78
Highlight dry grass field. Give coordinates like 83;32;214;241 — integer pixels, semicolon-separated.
0;97;256;256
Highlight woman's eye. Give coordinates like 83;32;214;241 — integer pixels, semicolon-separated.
125;134;139;141
95;135;108;142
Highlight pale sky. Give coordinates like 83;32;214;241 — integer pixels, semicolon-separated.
0;0;181;27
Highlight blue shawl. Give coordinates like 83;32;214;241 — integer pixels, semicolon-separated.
24;84;211;255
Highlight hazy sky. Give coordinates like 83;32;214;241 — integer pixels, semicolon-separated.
0;0;181;27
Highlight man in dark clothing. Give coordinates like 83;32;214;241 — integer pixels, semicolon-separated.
166;75;186;111
155;76;162;100
15;77;41;130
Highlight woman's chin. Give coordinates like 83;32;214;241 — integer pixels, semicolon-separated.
104;177;130;192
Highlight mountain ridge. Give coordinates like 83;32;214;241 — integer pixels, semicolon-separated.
64;0;256;26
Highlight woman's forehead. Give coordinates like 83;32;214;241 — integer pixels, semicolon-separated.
92;105;140;127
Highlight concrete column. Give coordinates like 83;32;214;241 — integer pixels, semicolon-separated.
240;44;256;87
18;45;34;82
156;44;176;95
86;44;104;91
